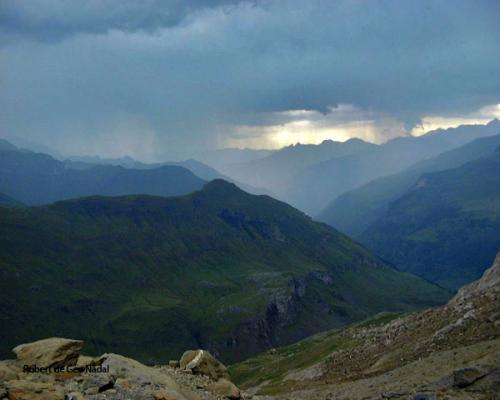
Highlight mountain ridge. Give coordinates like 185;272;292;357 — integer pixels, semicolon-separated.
0;148;206;205
320;132;500;237
0;180;449;364
357;150;500;289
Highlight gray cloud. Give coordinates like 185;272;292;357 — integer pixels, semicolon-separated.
0;0;499;160
0;0;254;41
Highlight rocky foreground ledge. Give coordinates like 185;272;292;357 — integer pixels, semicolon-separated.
0;338;244;400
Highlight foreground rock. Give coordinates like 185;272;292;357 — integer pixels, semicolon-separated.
0;340;243;400
180;350;231;381
13;338;84;368
207;378;241;399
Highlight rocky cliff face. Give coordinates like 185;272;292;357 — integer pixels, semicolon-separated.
230;253;500;399
212;271;352;362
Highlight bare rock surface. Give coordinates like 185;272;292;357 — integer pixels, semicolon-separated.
207;378;241;399
13;338;84;368
0;340;244;400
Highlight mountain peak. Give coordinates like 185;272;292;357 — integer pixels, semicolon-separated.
202;179;242;194
487;118;500;128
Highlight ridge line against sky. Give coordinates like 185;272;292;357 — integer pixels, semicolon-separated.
1;0;499;161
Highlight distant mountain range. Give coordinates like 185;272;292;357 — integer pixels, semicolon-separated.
0;138;20;152
208;120;500;215
193;148;275;172
320;133;500;237
213;138;376;204
357;148;500;290
65;155;270;196
0;180;449;363
0;147;206;205
318;133;500;290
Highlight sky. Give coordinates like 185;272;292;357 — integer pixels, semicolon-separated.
1;0;499;161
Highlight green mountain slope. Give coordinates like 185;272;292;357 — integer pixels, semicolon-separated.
358;150;500;290
320;133;500;237
229;254;500;399
0;180;449;364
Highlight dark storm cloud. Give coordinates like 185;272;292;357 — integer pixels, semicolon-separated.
0;0;255;41
0;0;499;160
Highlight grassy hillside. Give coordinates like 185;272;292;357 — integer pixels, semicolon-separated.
229;254;500;399
0;180;449;364
229;312;403;393
359;150;500;290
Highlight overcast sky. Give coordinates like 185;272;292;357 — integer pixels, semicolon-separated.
1;0;499;161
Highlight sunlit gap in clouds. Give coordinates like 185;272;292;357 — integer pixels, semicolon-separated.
222;103;500;149
411;103;500;136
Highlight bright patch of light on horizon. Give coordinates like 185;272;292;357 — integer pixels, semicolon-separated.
411;103;500;136
223;104;405;149
223;103;500;150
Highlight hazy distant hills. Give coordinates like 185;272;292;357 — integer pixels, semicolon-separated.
321;133;500;237
289;120;500;214
0;138;20;152
355;149;500;290
0;147;206;205
0;180;449;363
65;155;270;196
0;192;24;208
194;148;275;172
215;138;376;199
208;120;500;215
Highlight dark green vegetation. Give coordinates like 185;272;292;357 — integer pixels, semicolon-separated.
0;181;449;363
357;150;500;290
0;148;205;205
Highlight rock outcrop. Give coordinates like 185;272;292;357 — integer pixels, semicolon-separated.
207;378;241;399
180;349;231;381
0;340;243;400
451;252;500;305
13;338;83;368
